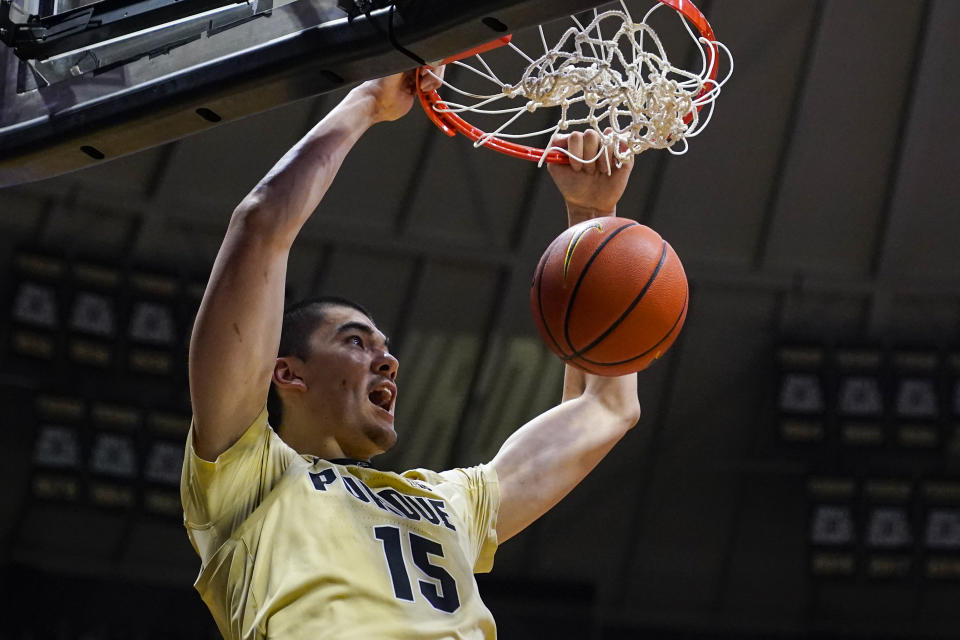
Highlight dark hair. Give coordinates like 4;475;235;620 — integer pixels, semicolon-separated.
267;296;373;428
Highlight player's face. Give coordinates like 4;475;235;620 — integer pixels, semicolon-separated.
302;306;399;458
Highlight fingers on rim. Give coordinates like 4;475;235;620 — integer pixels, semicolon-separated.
556;130;635;170
567;132;584;171
550;132;570;149
418;65;444;91
599;147;612;175
588;131;607;172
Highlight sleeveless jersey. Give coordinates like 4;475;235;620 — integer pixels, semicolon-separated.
180;407;500;639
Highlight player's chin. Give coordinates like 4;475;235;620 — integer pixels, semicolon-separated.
363;421;398;455
377;406;396;427
368;403;395;429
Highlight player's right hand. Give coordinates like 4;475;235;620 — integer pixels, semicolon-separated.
360;65;444;123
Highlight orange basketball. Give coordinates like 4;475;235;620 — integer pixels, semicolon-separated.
530;216;688;376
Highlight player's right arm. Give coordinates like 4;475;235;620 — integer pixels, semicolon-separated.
189;70;438;461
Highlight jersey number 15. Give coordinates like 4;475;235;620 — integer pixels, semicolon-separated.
374;525;461;614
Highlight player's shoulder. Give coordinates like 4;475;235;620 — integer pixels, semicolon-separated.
402;465;496;491
398;467;439;491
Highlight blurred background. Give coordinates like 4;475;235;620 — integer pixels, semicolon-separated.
2;0;959;637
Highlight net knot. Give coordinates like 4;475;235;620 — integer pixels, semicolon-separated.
508;10;713;160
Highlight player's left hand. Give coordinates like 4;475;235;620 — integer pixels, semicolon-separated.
548;129;634;225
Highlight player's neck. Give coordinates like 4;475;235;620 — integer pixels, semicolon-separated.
279;423;343;459
277;408;374;462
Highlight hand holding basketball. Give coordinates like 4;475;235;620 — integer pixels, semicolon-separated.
548;130;634;223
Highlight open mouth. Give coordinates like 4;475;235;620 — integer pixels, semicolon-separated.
368;383;396;413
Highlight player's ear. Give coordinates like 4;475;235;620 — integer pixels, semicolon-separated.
273;357;308;393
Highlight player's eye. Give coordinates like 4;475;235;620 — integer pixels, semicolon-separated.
348;335;364;348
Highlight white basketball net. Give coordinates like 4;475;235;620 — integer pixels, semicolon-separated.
426;0;733;166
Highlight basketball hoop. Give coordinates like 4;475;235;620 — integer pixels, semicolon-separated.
416;0;733;166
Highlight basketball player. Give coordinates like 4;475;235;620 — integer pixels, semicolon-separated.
181;66;638;638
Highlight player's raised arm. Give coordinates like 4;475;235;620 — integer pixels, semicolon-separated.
189;69;441;461
491;131;640;542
